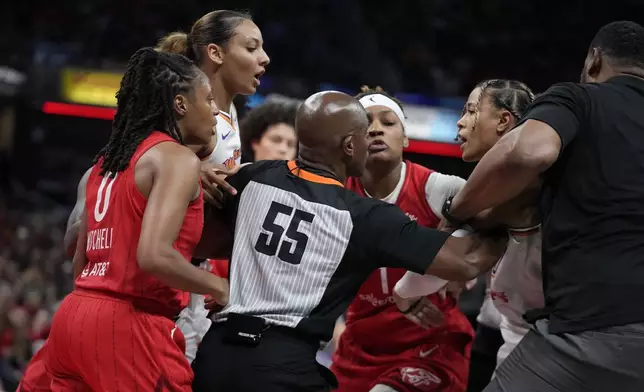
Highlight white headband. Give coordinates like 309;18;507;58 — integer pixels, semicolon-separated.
359;93;406;129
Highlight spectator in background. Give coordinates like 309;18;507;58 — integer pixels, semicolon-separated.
240;97;299;163
0;206;69;391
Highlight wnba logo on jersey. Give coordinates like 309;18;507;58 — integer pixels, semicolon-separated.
222;149;241;169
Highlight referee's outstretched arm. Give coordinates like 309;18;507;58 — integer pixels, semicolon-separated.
354;199;508;283
426;232;508;281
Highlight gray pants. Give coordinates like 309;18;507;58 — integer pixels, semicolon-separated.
484;319;644;392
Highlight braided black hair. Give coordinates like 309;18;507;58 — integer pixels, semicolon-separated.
469;79;535;135
355;85;405;115
95;47;202;176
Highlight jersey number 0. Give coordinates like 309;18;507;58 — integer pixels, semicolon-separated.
255;201;315;265
94;173;118;223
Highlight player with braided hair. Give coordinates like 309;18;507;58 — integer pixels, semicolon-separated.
39;47;228;392
330;86;474;392
457;79;534;163
396;79;537;391
455;80;539;387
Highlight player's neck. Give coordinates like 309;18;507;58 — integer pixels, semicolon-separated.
361;160;403;200
210;74;234;115
616;67;644;80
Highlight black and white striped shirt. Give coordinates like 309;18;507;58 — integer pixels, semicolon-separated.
214;160;450;341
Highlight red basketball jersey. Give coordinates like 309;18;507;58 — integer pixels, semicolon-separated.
75;131;204;317
344;161;473;354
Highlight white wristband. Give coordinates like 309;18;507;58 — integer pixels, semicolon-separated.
394;272;447;298
393;227;473;298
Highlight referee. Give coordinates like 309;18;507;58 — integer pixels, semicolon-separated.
192;91;507;392
446;21;644;391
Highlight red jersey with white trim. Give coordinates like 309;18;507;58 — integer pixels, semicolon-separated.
75;131;204;316
343;161;473;354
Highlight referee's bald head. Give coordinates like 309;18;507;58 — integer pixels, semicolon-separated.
295;91;369;179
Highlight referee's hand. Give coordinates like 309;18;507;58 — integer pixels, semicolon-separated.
394;292;445;329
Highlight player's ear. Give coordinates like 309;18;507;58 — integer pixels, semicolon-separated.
587;47;602;79
402;135;409;149
497;110;513;136
174;94;188;117
206;43;225;66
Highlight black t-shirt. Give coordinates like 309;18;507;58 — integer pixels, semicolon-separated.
213;159;450;341
520;75;644;333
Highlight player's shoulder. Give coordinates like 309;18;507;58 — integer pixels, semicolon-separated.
405;160;431;174
426;171;466;190
153;142;200;166
403;161;433;187
138;142;201;179
216;111;236;133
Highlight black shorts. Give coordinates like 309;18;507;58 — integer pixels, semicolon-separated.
192;322;336;392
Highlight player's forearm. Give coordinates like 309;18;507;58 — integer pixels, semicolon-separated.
64;221;82;258
73;256;87;281
450;138;543;222
426;234;507;281
139;249;227;296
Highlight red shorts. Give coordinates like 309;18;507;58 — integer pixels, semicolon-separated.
46;290;191;392
332;334;471;392
17;341;51;392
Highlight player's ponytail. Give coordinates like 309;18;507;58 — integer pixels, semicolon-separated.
157;32;193;58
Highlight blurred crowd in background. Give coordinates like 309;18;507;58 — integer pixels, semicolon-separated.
1;1;643;390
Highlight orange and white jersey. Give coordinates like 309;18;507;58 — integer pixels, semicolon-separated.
207;104;241;169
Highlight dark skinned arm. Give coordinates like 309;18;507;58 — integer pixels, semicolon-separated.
357;200;508;282
449;83;586;221
72;209;89;280
136;144;228;304
64;167;92;257
449;120;561;221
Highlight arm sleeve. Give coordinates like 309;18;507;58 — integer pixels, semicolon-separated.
520;83;588;150
425;172;466;218
351;198;451;274
393;228;472;298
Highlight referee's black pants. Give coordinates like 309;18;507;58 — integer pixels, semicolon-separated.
192;322;336;392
